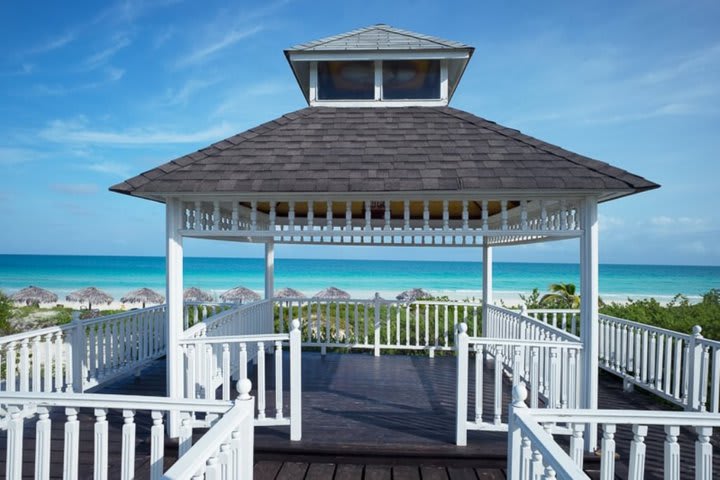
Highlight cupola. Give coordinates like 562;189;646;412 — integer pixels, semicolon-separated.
285;24;474;107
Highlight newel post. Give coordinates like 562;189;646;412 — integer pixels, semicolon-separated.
289;319;302;441
686;325;704;411
456;322;469;446
482;244;493;338
236;378;255;479
373;293;381;357
507;382;528;480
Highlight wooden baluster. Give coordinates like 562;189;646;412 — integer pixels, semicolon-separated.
695;426;713;480
121;410;136;480
218;442;231;479
64;407;80;479
345;201;352;232
674;338;684;401
204;344;213;399
530;347;540;408
43;334;53;392
94;408;108;480
600;424;616;480
442;199;449;231
353;302;359;343
326;200;333;233
186;345;196;399
6;341;17;391
570;423;585;469
549;347;560;408
475;345;485;424
54;333;64;391
520;200;528;230
19;339;30;392
257;342;266;419
31;337;41;392
178;414;193;457
269;201;276;233
656;333;665;390
494;352;503;425
194;200;202;230
444;305;449;347
32;406;51;480
664;425;680;479
7;407;23;480
500;200;508;230
648;332;656;384
520;435;533;479
222;343;230;401
275;340;283;419
415;303;420;346
288;201;296;234
712;347;720;413
540;200;547;230
364;200;372;231
395;305;401;345
212;201;220;231
364;302;370;345
384;200;391;230
435;305;440;348
627;424;647;480
150;412;165;480
531;449;544;480
307;200;314;233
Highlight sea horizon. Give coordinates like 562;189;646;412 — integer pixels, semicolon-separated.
1;254;718;305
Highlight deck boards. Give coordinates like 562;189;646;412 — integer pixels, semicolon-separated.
1;350;719;479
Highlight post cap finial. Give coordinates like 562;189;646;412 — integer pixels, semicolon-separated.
457;322;468;334
512;382;528;406
693;325;703;336
236;378;252;399
291;319;300;331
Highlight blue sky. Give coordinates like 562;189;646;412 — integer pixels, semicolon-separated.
1;0;719;266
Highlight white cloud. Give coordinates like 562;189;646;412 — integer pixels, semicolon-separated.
175;26;263;68
25;32;76;55
86;161;132;177
0;147;47;166
52;183;99;195
33;67;125;95
40;117;235;146
163;77;221;106
81;35;131;71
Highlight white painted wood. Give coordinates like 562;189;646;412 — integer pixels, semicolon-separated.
290;319;302;441
7;407;23;480
150;411;164;480
456;322;469;446
275;340;283;419
580;196;599;451
94;408;108;480
166;197;184;437
121;410;136;480
308;61;317;102
64;407;80;480
482;244;493;337
374;60;382;100
264;241;274;300
34;406;51;480
664;425;680;480
289;50;471;62
570;423;584;470
257;342;266;419
440;59;449;100
627;424;647;480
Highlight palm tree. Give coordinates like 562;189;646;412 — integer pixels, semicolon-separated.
540;283;580;309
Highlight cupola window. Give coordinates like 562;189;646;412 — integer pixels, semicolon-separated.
382;60;440;100
317;61;375;100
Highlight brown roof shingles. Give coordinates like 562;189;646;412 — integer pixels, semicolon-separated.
110;106;659;200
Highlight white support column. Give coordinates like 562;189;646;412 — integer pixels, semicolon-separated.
580;196;599;451
166;197;184;437
482;242;493;337
265;241;275;299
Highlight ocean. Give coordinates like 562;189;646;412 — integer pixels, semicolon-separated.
0;255;718;304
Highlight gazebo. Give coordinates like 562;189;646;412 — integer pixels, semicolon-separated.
111;24;658;448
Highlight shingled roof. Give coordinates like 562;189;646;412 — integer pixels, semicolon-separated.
110;107;659;201
287;24;473;52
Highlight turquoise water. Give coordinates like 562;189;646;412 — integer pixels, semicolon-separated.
0;255;718;303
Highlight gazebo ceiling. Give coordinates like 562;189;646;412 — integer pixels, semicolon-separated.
110;106;659;203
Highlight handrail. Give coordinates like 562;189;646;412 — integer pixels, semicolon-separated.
179;333;289;345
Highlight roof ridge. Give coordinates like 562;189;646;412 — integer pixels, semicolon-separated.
290;25;377;50
110;108;318;195
372;25;459;49
433;107;654;191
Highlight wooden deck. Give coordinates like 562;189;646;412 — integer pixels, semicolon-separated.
2;351;719;479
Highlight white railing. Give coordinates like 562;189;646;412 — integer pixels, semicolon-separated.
183;300;272;341
0;384;254;480
486;305;580;344
179;320;302;440
526;309;581;337
599;314;720;413
275;296;482;356
0;302;226;395
507;383;720;480
456;323;583;445
183;301;234;330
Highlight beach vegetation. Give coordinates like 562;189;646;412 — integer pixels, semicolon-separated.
0;290;13;335
540;283;580;309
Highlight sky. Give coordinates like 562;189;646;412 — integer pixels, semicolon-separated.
0;0;719;266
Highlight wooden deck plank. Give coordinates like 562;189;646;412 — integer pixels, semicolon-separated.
392;465;421;480
275;461;309;480
474;468;505;479
363;464;392;480
420;466;450;480
254;460;284;480
305;463;336;480
447;467;479;480
333;463;364;480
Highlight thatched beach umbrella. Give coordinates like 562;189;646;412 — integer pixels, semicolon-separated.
184;287;213;302
396;288;430;303
121;288;165;308
275;287;306;299
220;286;261;303
11;286;58;306
66;287;113;310
312;286;351;300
